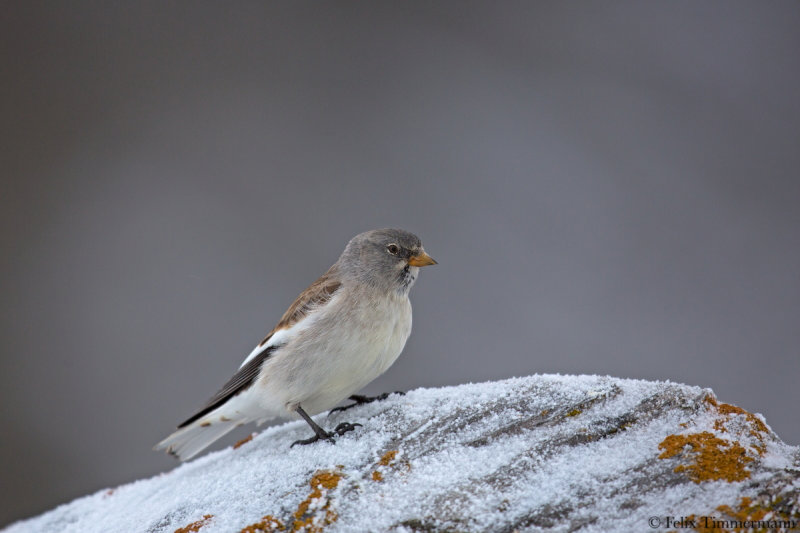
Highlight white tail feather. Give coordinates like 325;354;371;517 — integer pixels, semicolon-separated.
155;419;238;461
156;389;274;460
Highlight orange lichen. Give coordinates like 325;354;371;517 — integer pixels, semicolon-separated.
291;470;342;532
658;432;754;483
239;470;342;532
379;450;398;466
686;496;798;532
240;515;285;532
658;395;775;485
371;450;407;482
566;409;582;417
175;514;214;533
715;497;768;524
234;434;254;449
705;396;768;442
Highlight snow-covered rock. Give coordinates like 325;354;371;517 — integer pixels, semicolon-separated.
6;375;800;532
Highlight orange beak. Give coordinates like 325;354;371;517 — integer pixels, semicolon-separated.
408;251;437;267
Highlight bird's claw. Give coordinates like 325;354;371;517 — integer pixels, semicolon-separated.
328;391;405;416
290;422;361;447
334;422;362;435
290;432;335;447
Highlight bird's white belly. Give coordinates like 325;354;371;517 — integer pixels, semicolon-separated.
255;292;412;416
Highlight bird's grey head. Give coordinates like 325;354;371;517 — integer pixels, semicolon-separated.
338;228;437;294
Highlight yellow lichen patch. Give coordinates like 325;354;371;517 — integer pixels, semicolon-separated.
566;409;582;417
239;470;342;533
704;396;769;445
371;450;410;482
379;450;398;466
688;496;798;533
715;497;768;525
175;514;214;533
240;515;285;533
291;470;342;533
234;434;254;450
658;432;754;483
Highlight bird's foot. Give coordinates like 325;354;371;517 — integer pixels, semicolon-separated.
328;391;405;416
333;422;362;435
291;432;334;447
290;422;362;447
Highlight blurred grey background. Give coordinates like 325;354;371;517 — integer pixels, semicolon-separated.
2;0;799;526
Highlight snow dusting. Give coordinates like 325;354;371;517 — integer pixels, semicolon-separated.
5;374;799;532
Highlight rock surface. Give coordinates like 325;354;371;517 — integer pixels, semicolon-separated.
5;375;800;532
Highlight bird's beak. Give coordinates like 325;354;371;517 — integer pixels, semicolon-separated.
408;251;437;267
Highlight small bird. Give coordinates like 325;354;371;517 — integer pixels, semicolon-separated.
155;228;436;460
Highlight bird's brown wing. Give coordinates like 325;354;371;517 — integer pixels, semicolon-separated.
177;266;342;428
256;264;342;347
177;344;279;428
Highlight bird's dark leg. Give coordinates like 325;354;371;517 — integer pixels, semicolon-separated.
328;391;405;416
293;406;333;446
291;405;361;447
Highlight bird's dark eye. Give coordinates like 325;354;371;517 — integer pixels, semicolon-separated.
387;243;400;255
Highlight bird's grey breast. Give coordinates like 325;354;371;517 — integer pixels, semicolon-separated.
337;286;412;368
265;285;411;414
323;287;411;383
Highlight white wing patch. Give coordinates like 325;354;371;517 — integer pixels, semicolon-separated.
239;287;339;369
240;327;293;368
239;324;297;368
